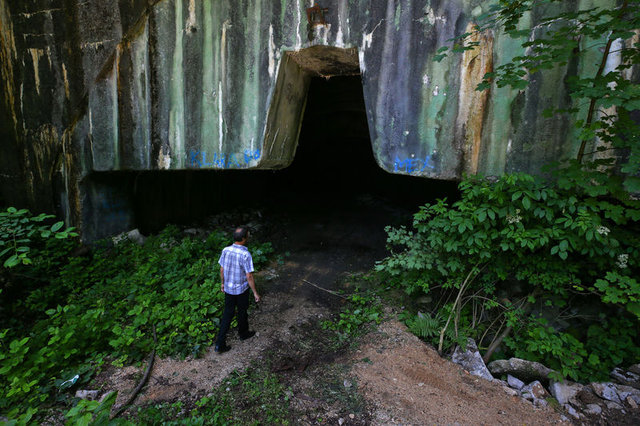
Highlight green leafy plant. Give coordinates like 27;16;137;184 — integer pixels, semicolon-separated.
406;312;442;340
377;172;640;381
137;366;292;425
322;289;383;340
0;225;274;422
0;207;77;268
64;392;127;426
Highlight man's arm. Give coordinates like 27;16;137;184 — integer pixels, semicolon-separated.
246;272;260;303
220;266;225;292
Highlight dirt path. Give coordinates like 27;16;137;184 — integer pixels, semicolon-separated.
354;320;564;425
101;196;566;424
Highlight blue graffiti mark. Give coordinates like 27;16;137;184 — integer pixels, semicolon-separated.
393;155;435;174
187;148;261;169
243;148;261;164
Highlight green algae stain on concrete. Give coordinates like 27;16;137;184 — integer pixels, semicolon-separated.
200;0;217;157
240;0;263;160
2;0;632;241
169;0;186;169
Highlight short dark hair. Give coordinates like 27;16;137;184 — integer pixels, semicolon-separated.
233;227;248;242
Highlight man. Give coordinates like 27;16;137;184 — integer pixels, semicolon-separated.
215;226;261;354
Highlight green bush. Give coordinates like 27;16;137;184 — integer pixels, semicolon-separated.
322;289;383;340
0;207;77;268
377;173;640;381
0;223;273;421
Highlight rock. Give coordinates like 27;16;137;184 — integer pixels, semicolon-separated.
521;381;549;402
183;228;198;235
629;364;640;375
591;382;622;404
584;403;602;415
507;374;525;390
112;229;146;245
75;390;99;400
487;358;555;383
451;338;494;381
563;404;582;419
605;400;625;412
626;396;638;409
549;381;584;405
575;386;602;405
127;229;146;245
338;418;345;425
533;398;549;408
521;391;535;402
503;386;519;397
343;379;352;389
610;367;640;390
614;384;640;404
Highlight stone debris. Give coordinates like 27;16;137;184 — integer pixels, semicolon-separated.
533;398;548;408
489;361;640;423
487;357;555;383
616;384;640;403
563;404;582;419
451;338;494;381
507;374;525;390
610;367;640;390
591;382;622;404
502;386;518;397
112;229;146;246
75;389;100;400
520;380;549;409
549;381;583;405
604;400;625;413
584;403;602;415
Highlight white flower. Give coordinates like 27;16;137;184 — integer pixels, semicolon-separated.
596;226;610;236
616;253;629;269
507;210;522;224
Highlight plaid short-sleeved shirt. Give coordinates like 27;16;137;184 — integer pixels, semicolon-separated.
218;244;254;295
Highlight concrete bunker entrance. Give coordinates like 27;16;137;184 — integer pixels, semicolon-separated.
83;47;456;239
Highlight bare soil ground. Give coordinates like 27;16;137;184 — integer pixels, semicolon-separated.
97;195;567;424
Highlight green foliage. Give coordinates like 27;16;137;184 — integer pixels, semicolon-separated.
64;391;128;426
406;312;442;340
136;366;291;425
0;226;273;422
505;315;640;382
322;289;383;340
0;207;77;268
377;173;640;381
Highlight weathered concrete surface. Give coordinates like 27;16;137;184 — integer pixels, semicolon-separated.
0;0;626;240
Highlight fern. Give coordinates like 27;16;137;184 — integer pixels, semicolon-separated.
407;312;441;338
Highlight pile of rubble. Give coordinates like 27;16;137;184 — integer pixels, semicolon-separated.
452;339;640;423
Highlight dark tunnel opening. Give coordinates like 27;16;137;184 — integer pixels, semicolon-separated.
92;75;459;236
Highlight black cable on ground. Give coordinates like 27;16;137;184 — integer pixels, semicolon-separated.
111;325;157;419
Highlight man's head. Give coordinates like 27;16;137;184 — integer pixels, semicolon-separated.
233;226;249;243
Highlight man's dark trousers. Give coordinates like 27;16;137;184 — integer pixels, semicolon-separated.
216;289;250;347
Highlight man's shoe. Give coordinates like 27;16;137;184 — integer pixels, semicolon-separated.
240;331;256;341
215;344;231;354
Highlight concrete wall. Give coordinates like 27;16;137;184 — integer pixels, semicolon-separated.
0;0;623;240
